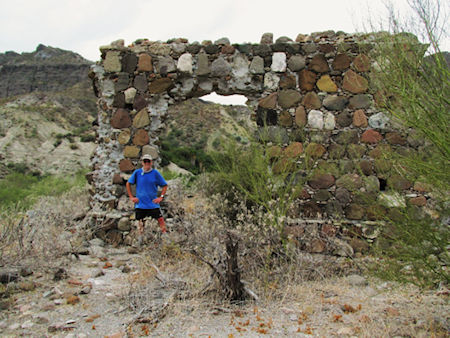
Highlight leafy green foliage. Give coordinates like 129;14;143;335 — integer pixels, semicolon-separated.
368;0;450;287
206;138;307;236
0;170;87;211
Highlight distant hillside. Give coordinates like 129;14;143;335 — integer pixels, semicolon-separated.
0;45;97;176
0;44;93;98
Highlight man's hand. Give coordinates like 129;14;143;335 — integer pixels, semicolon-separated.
152;197;163;204
130;197;139;203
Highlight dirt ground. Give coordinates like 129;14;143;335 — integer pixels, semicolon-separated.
0;239;448;338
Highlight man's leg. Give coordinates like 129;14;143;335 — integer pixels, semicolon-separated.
158;217;166;233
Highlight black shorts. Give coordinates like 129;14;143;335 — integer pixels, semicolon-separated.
135;208;163;220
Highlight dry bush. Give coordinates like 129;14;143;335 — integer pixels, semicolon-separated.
0;186;90;270
157;177;358;302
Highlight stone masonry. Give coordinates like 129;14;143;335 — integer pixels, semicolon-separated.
89;32;431;254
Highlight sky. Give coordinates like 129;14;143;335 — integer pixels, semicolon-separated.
1;0;448;104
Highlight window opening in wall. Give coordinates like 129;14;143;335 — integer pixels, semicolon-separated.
161;95;253;176
200;92;247;106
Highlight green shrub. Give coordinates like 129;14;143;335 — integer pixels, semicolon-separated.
0;170;87;211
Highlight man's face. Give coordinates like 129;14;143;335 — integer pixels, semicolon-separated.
142;159;152;170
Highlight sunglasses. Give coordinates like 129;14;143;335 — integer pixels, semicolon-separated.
143;159;152;163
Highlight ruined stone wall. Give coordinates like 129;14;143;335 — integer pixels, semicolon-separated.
89;32;430;253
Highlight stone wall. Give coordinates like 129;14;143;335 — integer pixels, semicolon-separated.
89;32;430;254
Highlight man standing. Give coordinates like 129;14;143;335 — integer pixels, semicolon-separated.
126;154;168;243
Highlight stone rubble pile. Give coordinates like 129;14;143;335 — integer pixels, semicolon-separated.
89;31;432;254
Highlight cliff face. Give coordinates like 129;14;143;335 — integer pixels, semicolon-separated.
0;44;93;98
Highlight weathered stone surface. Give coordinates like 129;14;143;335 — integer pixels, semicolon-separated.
177;53;193;74
309;173;335;189
264;73;280;90
111;108;131;129
204;44;219;54
336;112;352;127
335;187;351;205
335;130;359;144
258;126;289;144
112;92;125;108
378;191;406;208
133;108;150;128
324;112;336;130
271;52;287;72
137;53;153;72
409;196;427;206
328;144;345;159
215;37;230;45
124;87;136;104
118;217;131;231
196;53;210;76
133;95;147;111
358;160;373;176
352;109;368;127
305;142;326;158
253;44;272;57
113;173;123;184
347;144;366;159
309;54;329;73
287;55;306;71
309;238;326;253
250;56;265;74
369;144;391;159
388;175;412;191
298;69;316;91
369;112;389;129
323;95;347;111
302;92;321;109
349;94;371;109
258;92;278;109
119;159;134;172
279;111;293;127
156;56;176;74
123;145;140;158
279;74;296;89
332;53;351;70
284;142;303;158
342;70;368;93
336;174;363;191
260;32;273;44
115;73;129;92
104;51;121;72
349;238;369;253
317;75;337;92
133;75;148;92
295;106;307;127
361;129;383;144
365;175;380;192
122;53;137;73
353;54;370;72
302;42;317;53
221;45;235;54
211;57;231;77
413;181;432;193
142;145;159;159
133;129;149;146
345;204;365;220
386;132;406;145
148;78;174;93
118;129;131;145
308;110;324;129
278;89;301;109
148;42;171;56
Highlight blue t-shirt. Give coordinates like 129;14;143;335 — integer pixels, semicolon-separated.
128;168;167;209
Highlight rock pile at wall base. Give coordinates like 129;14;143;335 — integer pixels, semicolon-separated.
88;31;433;255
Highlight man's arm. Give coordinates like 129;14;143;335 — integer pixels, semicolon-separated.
126;181;139;204
153;185;168;204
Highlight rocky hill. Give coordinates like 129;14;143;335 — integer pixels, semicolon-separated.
0;44;93;98
0;45;97;176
